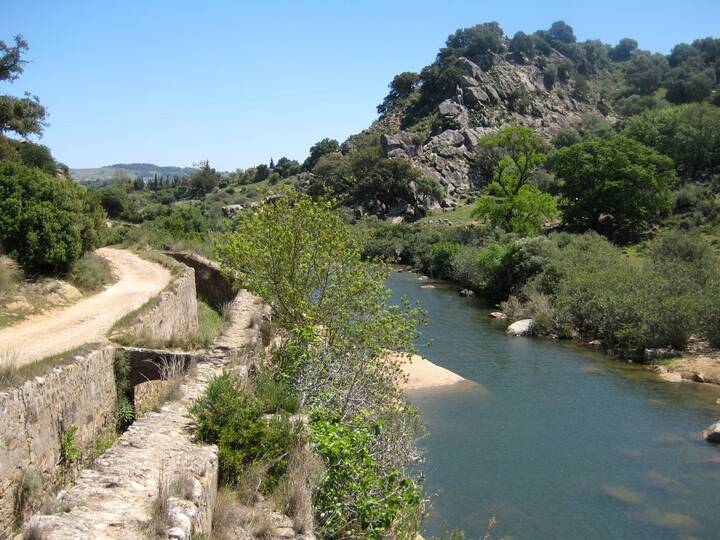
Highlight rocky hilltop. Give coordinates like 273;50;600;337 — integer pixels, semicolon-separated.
373;51;611;207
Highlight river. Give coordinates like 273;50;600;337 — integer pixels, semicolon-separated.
388;271;720;540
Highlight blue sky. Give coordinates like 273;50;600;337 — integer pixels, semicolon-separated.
2;1;718;170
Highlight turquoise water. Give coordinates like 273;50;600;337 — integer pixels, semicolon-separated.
388;272;720;540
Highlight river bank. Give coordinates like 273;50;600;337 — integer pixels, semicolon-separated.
399;266;720;392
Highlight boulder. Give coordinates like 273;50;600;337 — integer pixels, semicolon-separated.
458;289;475;298
380;132;418;159
692;371;707;383
438;99;469;129
659;372;682;383
489;311;507;319
506;319;534;336
703;421;720;443
588;339;602;348
464;86;490;107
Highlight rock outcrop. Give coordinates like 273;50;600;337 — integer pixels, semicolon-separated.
376;53;612;207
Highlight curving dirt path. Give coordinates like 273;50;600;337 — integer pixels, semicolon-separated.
0;248;171;367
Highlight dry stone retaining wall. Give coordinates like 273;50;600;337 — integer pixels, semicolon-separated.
119;262;199;343
165;251;236;309
0;346;116;537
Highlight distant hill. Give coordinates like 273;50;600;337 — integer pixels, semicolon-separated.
70;163;197;184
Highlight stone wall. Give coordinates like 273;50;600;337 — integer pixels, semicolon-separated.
119;262;199;343
0;346;116;537
165;251;236;310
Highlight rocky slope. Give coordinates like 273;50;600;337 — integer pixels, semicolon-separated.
373;52;613;208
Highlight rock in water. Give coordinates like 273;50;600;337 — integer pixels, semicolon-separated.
458;288;475;298
506;319;534;336
489;311;507;319
703;421;720;443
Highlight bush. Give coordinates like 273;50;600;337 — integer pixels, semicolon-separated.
190;372;303;490
0;161;105;274
68;252;113;293
310;410;422;539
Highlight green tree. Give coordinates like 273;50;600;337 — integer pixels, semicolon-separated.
472;126;557;235
190;160;220;195
623;103;720;178
0;161;104;273
377;71;420;114
0;35;46;137
553;136;675;240
510;31;535;59
609;38;638;62
302;138;340;171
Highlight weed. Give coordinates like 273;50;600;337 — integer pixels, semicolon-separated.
22;523;45;540
0;349;21;387
60;426;79;465
68;252;114;293
147;467;171;537
14;469;41;525
211;488;239;540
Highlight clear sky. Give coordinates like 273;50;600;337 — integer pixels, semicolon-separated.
2;1;718;171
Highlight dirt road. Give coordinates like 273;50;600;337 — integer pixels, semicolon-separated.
0;248;171;367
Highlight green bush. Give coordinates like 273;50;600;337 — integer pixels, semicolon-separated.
0;161;105;274
310;410;422;539
190;372;303;490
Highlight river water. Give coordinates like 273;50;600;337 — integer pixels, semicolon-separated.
388;271;720;540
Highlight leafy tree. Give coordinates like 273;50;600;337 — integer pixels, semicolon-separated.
471;127;556;235
548;21;576;44
623;103;720;178
624;52;669;95
0;35;46;138
274;156;300;178
0;161;104;273
510;31;535;59
190;160;220;195
664;65;716;104
553;136;675;240
442;22;504;62
99;187;132;219
155;204;210;238
302;138;340;171
609;38;638;62
253;163;270;182
377;71;420;114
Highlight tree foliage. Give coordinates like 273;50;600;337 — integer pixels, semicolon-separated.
0;35;46;138
0;161;104;273
553;136;675;240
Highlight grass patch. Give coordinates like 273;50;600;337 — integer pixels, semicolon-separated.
68;252;115;293
420;203;479;225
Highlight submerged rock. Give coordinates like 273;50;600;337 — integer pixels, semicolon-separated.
506;319;534;336
458;288;475;298
703;421;720;443
489;311;507;319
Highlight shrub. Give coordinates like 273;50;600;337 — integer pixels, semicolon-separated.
68;252;113;293
190;372;303;490
310;410;423;539
0;161;105;274
60;426;79;465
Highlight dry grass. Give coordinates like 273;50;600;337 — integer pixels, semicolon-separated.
0;348;21;387
236;462;268;506
147;468;171;537
272;445;323;533
22;523;45;540
157;355;188;402
170;471;196;501
211;488;240;540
